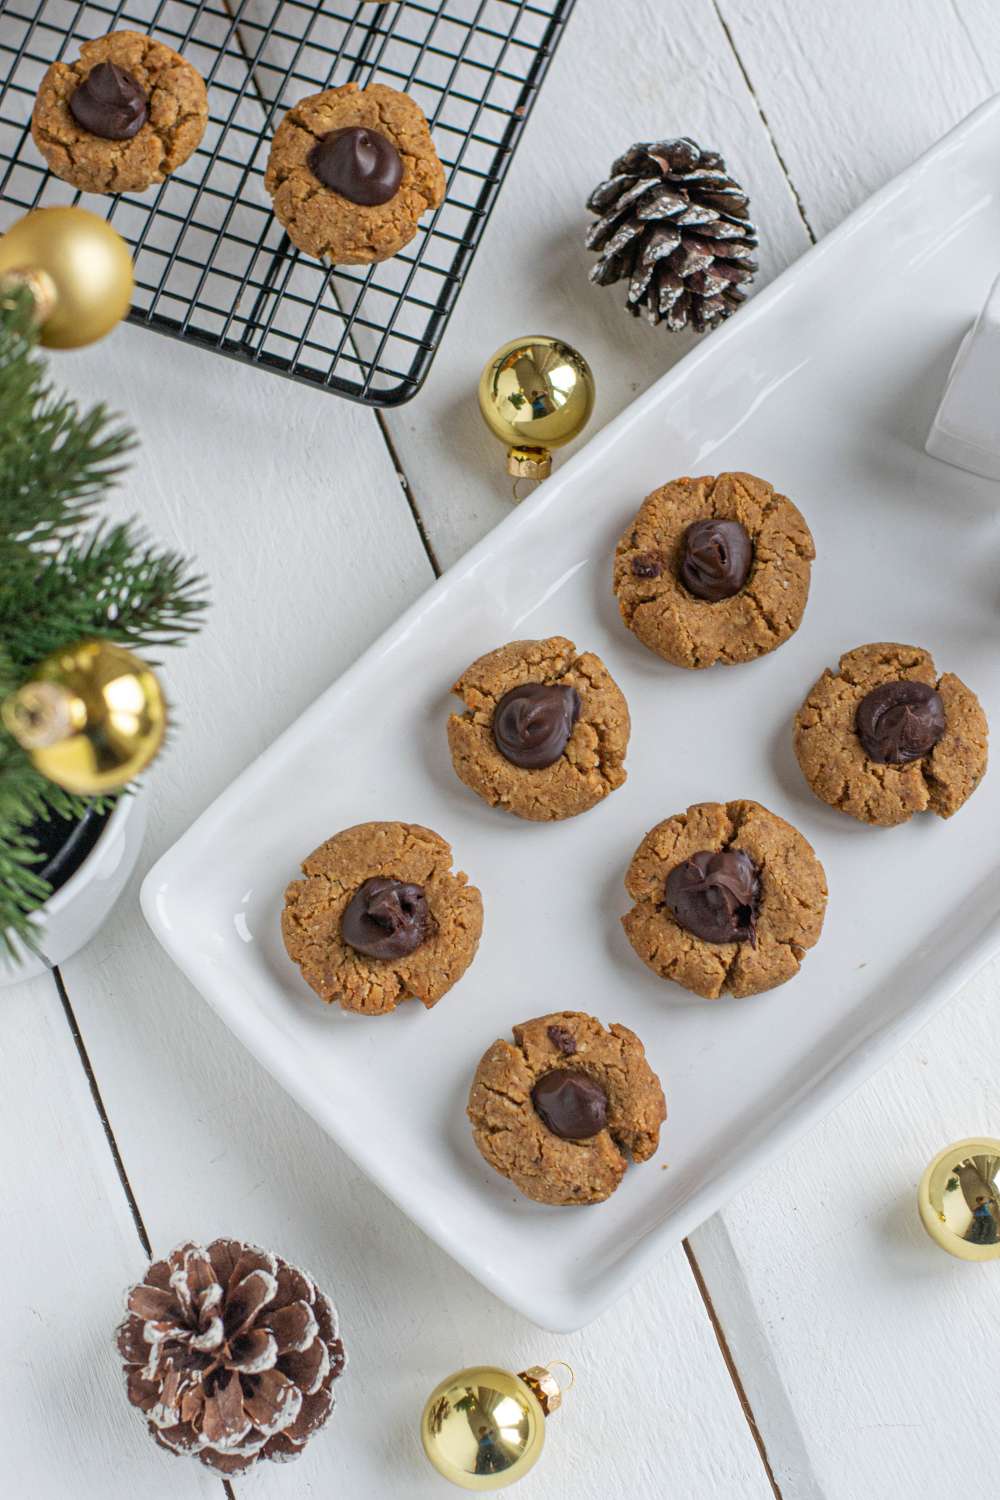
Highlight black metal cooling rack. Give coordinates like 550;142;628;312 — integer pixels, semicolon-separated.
0;0;574;405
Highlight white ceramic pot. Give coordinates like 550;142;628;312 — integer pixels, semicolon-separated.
0;787;148;986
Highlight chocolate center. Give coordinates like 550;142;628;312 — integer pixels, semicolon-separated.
679;518;753;602
665;848;760;944
69;62;148;141
308;126;403;206
531;1069;608;1140
492;682;581;769
340;876;430;959
855;679;946;764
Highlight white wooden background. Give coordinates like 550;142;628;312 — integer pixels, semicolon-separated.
4;2;1000;1496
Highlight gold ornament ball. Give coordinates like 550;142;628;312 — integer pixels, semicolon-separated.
2;640;167;796
918;1137;1000;1260
0;206;133;348
421;1366;550;1491
478;335;595;483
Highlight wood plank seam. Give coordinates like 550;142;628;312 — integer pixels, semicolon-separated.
52;965;153;1260
683;1239;785;1500
174;13;792;1471
946;0;994;90
54;969;238;1500
711;0;817;243
13;12;846;1496
375;411;443;577
221;0;444;580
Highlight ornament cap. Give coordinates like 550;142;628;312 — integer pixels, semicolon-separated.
517;1361;573;1416
506;445;552;481
2;679;81;749
918;1136;1000;1260
0;267;57;328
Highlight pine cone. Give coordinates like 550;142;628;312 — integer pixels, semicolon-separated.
116;1239;346;1476
586;139;758;332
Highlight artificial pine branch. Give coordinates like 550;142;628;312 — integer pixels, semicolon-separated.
0;521;207;678
0;289;134;551
0;737;111;958
0;827;51;956
0;285;209;959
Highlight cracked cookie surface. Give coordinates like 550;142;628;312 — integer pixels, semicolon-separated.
613;472;814;668
467;1011;666;1205
31;30;207;193
623;800;827;998
264;82;445;263
447;636;630;821
281;821;482;1015
794;642;988;826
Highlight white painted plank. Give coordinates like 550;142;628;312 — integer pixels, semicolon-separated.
43;326;773;1496
2;324;428;1493
359;0;1000;1492
714;0;992;237
681;6;1000;1498
692;955;1000;1499
0;971;218;1500
380;0;814;567
55;321;433;772
58;991;779;1500
4;5;777;1488
954;1;1000;80
22;1;1000;1494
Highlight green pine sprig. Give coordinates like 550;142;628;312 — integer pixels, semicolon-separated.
0;291;133;550
0;283;209;960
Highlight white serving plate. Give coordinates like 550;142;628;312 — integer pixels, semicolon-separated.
143;98;1000;1331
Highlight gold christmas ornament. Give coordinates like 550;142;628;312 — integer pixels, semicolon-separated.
918;1137;1000;1260
2;640;166;796
0;206;133;348
478;336;594;500
420;1361;572;1491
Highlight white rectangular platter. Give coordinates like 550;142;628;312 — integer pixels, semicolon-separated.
143;98;1000;1331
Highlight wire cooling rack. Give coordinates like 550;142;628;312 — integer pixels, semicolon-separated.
0;0;574;405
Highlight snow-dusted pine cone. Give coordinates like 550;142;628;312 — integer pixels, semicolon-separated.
586;138;758;332
116;1239;346;1476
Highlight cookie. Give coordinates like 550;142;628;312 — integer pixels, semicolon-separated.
467;1011;666;1205
447;636;630;822
613;471;814;668
623;800;827;999
264;82;445;263
31;30;208;194
281;821;482;1015
794;642;988;827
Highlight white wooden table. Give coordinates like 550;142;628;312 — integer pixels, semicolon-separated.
5;3;1000;1495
